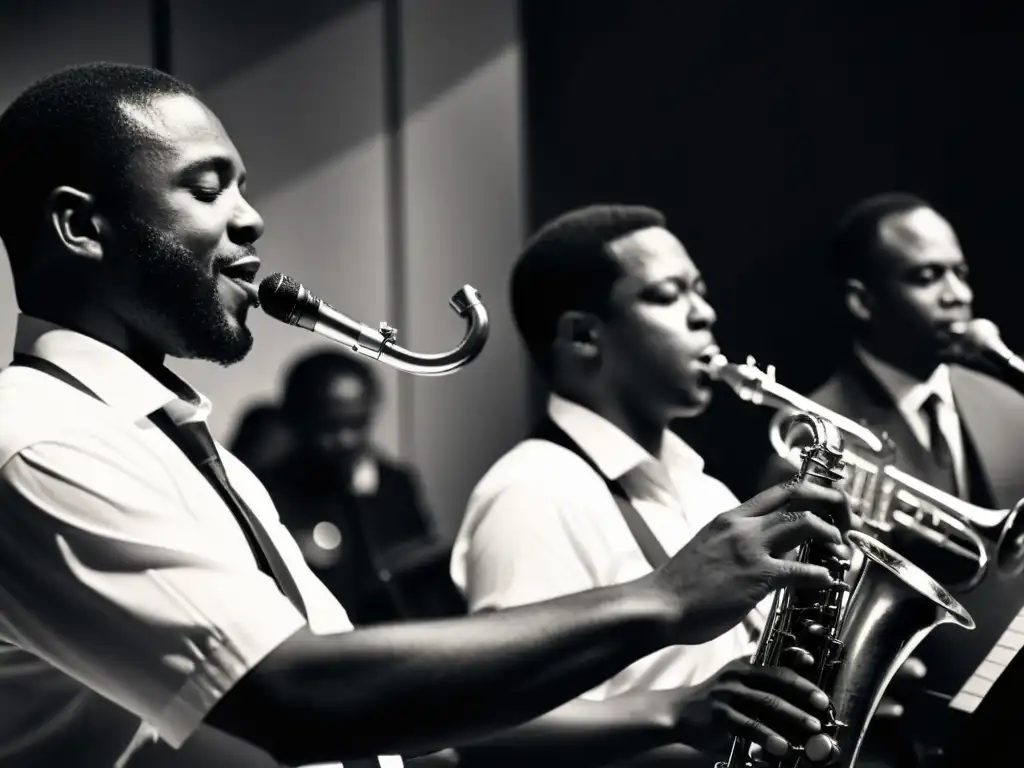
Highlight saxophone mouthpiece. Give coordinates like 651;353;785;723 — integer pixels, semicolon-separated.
696;345;726;378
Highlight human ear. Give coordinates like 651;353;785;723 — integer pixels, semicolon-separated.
46;186;106;263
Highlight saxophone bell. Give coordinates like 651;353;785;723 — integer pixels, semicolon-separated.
259;272;490;376
714;411;975;768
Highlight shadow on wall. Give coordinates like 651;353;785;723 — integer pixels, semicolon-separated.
170;0;519;199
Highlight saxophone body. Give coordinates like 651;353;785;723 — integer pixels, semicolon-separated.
712;388;976;768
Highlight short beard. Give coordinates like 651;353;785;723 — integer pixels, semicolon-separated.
112;214;253;366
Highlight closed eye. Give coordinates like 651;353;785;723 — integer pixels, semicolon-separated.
191;186;222;202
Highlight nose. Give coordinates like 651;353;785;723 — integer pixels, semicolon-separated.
230;194;265;244
690;293;717;329
940;269;973;307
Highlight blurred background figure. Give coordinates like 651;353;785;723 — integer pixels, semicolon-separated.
259;349;466;626
226;401;295;478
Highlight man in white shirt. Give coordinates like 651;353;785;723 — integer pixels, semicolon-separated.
450;204;863;766
0;64;854;767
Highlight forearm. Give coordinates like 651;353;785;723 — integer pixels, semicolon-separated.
455;691;685;768
250;581;678;765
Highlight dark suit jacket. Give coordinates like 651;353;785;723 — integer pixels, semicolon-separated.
758;356;1024;759
262;454;465;625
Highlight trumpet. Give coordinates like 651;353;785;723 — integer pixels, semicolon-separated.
258;272;489;376
699;351;1024;591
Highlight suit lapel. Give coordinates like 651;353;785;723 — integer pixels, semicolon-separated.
950;366;1019;509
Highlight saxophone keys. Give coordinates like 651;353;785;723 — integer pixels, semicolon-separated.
803;733;841;764
830;578;851;592
780;645;815;668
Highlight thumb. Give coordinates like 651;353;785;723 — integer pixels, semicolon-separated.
770;559;836;591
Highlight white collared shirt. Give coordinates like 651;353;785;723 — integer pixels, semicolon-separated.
450;393;767;699
854;345;967;492
0;315;398;768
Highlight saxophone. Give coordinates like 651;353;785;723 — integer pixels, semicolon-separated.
258;272;489;376
705;361;977;768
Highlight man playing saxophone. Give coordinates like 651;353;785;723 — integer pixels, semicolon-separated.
757;192;1024;766
0;65;856;768
449;204;912;767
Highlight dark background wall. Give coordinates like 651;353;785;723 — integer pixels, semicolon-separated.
522;0;1024;499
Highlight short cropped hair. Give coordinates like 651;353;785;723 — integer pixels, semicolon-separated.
831;192;932;284
282;349;381;418
510;204;667;376
0;62;197;268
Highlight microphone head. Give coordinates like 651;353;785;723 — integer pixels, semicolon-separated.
952;318;1003;348
259;272;304;325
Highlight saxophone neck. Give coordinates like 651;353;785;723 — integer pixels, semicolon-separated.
701;352;886;454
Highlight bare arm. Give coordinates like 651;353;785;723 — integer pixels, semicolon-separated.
205;479;850;766
206;581;679;766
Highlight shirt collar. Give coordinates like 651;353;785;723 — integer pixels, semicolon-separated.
853;344;955;415
13;314;212;425
546;392;705;481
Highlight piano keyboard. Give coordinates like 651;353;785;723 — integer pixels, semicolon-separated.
949;608;1024;713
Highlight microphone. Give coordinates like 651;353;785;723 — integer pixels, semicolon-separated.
258;272;490;377
949;319;1024;396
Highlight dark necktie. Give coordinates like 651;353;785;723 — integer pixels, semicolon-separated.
921;392;959;497
154;415;389;768
149;410;283;581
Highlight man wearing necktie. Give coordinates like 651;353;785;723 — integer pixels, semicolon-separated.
0;64;853;768
758;192;1024;767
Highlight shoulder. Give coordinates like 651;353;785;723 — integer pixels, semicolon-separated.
950;364;1024;405
469;438;615;507
0;368;154;470
460;438;618;540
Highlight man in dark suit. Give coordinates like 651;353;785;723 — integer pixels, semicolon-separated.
261;349;465;626
760;192;1024;766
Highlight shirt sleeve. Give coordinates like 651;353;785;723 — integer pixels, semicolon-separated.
458;478;600;613
0;434;308;749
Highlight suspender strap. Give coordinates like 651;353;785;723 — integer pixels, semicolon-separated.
531;418;671;570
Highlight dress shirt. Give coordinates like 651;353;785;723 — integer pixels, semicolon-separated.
451;393;768;700
0;315;400;768
854;345;967;493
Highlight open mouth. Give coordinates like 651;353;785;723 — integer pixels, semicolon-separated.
219;256;261;283
219;256;262;304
